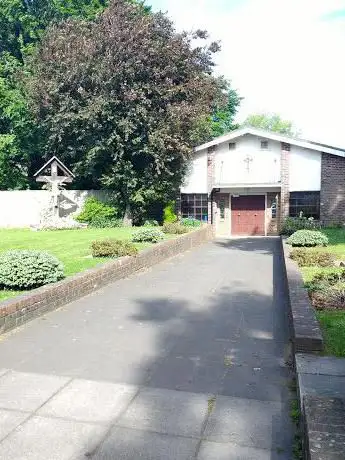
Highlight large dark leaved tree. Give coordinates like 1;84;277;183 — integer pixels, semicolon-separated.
0;0;114;189
27;0;227;219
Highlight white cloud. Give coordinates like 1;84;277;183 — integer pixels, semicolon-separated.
149;0;345;146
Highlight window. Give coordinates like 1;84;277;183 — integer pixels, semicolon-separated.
181;194;208;221
289;192;320;219
261;140;269;150
271;198;277;219
229;142;236;150
219;198;225;220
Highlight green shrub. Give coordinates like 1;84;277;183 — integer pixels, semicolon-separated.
181;217;201;227
163;201;177;223
281;216;321;236
0;250;64;289
144;220;159;227
162;222;188;234
88;216;123;228
76;197;117;223
290;248;335;267
132;228;164;243
91;239;138;258
287;230;328;247
313;269;345;285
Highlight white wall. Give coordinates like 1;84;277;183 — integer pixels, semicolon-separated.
289;146;321;191
0;190;110;228
180;134;323;194
214;134;281;185
181;150;208;193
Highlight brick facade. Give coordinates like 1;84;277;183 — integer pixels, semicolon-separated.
266;192;280;235
320;152;345;224
280;143;290;229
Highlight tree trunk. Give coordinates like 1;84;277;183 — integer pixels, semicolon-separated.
123;203;132;227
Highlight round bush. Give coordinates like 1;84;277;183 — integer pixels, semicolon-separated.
91;239;138;257
88;216;123;228
132;228;164;243
0;250;64;289
180;218;201;228
287;230;328;247
162;222;188;234
290;248;335;267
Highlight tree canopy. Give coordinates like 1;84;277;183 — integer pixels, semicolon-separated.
0;0;113;190
243;113;299;136
26;0;230;218
209;87;242;138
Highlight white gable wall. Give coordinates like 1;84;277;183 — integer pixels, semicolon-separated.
181;150;207;193
214;134;281;185
180;134;323;194
289;146;321;191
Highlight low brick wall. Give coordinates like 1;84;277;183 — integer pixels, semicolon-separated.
0;226;214;335
281;239;324;354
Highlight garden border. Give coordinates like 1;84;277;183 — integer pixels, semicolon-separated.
281;238;330;459
281;238;324;354
0;225;214;335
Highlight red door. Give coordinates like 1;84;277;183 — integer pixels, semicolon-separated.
231;195;265;236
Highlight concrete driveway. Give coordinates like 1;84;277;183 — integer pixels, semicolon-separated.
0;238;294;459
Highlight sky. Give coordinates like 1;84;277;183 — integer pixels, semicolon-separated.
148;0;345;146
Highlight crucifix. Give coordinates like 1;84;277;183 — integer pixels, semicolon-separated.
34;156;75;219
243;154;253;172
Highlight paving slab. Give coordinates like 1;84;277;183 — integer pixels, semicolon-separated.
298;373;345;399
0;238;294;458
92;426;199;460
38;379;138;423
148;356;226;393
117;387;209;438
0;415;107;460
204;395;292;451
0;409;30;442
220;365;290;402
0;371;69;412
296;353;345;376
197;441;290;460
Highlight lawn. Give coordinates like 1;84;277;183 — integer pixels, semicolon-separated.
298;227;345;357
0;227;165;301
317;310;345;357
300;228;345;282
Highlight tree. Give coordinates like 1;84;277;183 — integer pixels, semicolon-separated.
243;113;299;136
210;86;242;138
27;0;226;220
0;0;112;189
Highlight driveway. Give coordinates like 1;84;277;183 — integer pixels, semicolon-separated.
0;238;294;459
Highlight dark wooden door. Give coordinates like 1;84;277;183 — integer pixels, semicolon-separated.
231;195;265;236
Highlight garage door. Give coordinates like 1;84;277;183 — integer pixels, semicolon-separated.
231;195;265;236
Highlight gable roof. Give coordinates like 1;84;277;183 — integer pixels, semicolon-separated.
195;127;345;157
34;156;75;178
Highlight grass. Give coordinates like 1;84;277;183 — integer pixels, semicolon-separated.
294;227;345;358
0;227;169;301
317;310;345;357
299;228;345;282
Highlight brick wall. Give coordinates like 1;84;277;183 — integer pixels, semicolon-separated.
281;240;323;353
0;226;214;335
320;152;345;224
280;143;290;229
266;192;281;235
